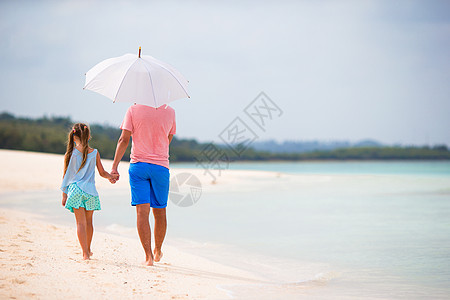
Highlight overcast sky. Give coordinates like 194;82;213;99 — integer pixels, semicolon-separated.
0;0;449;146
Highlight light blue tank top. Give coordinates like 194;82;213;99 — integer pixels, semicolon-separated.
61;148;98;196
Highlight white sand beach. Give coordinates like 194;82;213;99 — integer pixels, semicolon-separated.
0;150;269;299
3;150;449;299
0;208;269;300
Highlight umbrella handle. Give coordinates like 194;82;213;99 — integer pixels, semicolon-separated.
138;47;141;58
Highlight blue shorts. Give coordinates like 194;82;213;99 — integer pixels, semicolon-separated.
129;162;170;208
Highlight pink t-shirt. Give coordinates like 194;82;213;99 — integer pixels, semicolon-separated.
120;104;176;169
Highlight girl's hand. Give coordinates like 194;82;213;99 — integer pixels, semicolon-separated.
62;193;67;206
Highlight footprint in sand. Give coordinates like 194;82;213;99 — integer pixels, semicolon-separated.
25;293;37;298
10;278;26;284
171;295;188;299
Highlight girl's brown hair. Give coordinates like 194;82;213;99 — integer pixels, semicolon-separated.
63;123;91;176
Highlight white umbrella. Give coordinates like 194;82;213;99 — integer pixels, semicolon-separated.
84;47;189;107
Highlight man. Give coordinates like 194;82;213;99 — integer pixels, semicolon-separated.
111;104;176;266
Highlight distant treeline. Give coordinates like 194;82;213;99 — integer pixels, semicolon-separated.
1;112;449;161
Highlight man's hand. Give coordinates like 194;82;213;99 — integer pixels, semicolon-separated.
108;175;117;184
111;169;120;182
62;193;67;206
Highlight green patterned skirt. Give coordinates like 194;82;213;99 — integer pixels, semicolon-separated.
65;183;101;213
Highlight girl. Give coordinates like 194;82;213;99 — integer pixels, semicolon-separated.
61;123;115;260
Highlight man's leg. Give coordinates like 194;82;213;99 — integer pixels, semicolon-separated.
136;203;153;266
152;207;166;262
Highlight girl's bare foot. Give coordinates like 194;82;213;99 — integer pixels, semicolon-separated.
154;250;163;262
83;253;90;260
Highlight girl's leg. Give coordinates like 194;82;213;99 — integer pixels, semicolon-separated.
73;207;90;260
85;210;94;256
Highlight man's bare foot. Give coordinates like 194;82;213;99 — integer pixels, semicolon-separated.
154;250;163;262
141;253;154;266
83;254;90;260
89;251;93;257
141;259;153;266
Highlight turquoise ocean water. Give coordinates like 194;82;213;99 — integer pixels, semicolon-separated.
1;161;449;299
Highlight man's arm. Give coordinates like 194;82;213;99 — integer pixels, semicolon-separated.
168;134;173;144
112;129;131;176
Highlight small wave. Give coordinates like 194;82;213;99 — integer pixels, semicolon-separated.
283;271;341;288
313;271;341;282
217;271;340;299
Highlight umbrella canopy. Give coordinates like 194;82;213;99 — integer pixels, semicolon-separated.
84;48;189;107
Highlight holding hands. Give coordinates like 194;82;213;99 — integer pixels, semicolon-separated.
110;169;120;184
